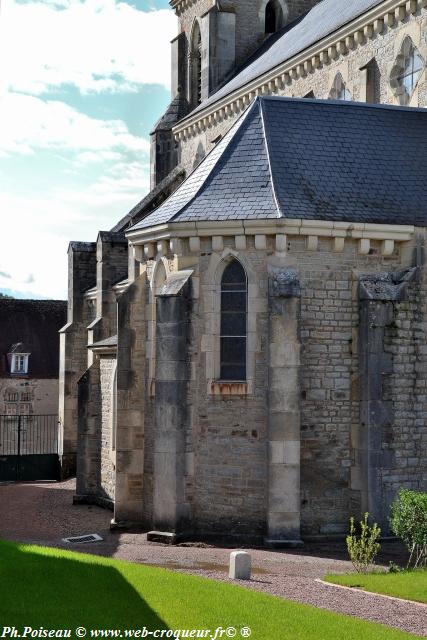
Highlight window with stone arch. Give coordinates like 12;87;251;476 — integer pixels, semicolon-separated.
110;361;117;455
390;36;424;106
149;260;167;385
220;259;247;381
329;72;352;101
190;20;202;107
264;0;285;34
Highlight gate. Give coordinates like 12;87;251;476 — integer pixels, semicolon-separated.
0;415;60;481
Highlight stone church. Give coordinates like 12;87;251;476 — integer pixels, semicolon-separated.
60;0;427;544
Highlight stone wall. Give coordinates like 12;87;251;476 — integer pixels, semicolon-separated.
0;379;59;416
129;230;427;540
100;356;116;501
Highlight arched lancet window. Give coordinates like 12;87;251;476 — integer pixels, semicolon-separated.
265;1;276;34
110;361;117;454
190;21;202;106
390;36;424;105
329;73;352;101
220;260;247;381
149;261;167;385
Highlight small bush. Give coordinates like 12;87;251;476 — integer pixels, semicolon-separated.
388;562;404;574
390;488;427;569
346;513;381;573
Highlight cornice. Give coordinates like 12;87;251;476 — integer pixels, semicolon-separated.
173;0;426;140
126;218;415;260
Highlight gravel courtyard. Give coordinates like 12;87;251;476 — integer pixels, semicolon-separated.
0;479;425;637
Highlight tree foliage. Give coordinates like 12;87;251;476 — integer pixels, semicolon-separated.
390;489;427;569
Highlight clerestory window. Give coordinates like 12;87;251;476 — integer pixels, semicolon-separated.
220;260;247;381
329;73;352;101
265;1;277;34
390;37;424;106
190;21;202;107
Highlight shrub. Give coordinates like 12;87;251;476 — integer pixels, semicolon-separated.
390;488;427;569
346;513;381;573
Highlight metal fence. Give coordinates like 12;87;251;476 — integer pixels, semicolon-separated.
0;415;59;456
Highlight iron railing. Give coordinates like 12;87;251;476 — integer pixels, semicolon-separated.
0;415;59;456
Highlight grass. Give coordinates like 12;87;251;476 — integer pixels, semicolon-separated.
325;568;427;605
0;540;420;640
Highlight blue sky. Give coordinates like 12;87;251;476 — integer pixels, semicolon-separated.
0;0;176;299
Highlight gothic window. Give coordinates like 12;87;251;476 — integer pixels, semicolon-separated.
190;21;202;107
390;37;424;105
362;58;381;104
220;260;247;381
265;1;276;33
329;73;352;101
264;0;284;34
110;362;117;454
149;260;167;385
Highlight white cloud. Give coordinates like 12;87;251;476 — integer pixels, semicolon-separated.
0;92;150;157
0;0;177;95
0;165;148;298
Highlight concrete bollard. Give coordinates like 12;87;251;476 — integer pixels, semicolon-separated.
229;551;251;580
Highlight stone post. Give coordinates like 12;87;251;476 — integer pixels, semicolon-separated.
358;268;417;530
88;232;128;351
58;242;96;477
113;272;148;527
265;268;302;546
150;270;193;541
75;361;101;500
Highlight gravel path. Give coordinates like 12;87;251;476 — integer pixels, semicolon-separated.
0;479;425;637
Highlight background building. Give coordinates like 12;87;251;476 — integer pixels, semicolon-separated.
0;299;67;416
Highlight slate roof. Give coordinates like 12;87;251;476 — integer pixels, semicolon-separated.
89;335;118;349
187;0;384;118
0;299;67;378
128;97;427;232
151;94;189;133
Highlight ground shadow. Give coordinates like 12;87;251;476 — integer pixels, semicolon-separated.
0;540;168;632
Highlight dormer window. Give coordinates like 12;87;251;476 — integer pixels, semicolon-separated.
8;343;30;375
11;354;29;374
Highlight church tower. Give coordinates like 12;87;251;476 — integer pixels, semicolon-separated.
150;0;322;188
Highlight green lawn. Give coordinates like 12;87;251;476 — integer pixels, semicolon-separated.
325;569;427;605
0;540;420;640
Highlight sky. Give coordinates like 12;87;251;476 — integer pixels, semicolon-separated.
0;0;177;299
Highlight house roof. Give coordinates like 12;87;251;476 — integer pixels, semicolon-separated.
128;96;427;232
8;343;31;355
185;0;384;120
0;299;67;378
88;335;118;349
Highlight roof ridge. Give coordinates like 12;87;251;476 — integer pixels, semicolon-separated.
170;100;262;224
127;101;258;232
259;98;282;219
260;95;427;114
